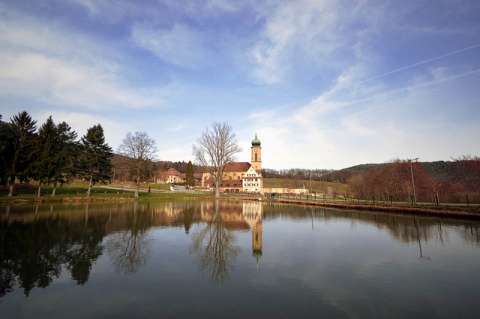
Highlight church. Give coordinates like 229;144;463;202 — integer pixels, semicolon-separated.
201;134;263;193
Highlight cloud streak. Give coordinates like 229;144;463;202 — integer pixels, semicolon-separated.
131;23;209;69
0;8;166;110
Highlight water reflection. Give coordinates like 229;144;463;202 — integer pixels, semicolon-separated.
105;202;151;274
1;201;480;299
0;203;108;297
190;200;240;283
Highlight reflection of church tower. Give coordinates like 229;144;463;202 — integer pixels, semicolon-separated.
242;202;263;263
251;134;262;172
252;221;263;262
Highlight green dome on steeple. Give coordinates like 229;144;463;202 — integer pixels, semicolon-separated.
251;134;261;146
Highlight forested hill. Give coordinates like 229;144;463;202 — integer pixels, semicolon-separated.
319;161;475;183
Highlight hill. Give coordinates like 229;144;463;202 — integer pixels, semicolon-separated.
320;161;472;184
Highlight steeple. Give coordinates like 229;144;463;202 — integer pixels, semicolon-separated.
251;133;261;146
250;134;262;171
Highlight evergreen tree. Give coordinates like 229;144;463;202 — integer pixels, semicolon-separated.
34;117;57;198
50;122;79;196
7;111;37;196
185;161;195;187
80;125;113;197
0;115;15;185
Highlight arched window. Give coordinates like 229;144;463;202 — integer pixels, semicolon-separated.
254;152;258;162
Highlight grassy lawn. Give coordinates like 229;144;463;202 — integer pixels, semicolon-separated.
147;183;171;191
0;185;122;196
0;182;212;203
263;178;348;194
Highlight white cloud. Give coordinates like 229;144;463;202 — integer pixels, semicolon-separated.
0;8;166;110
131;23;209;68
245;64;480;169
34;110;133;148
247;0;390;85
249;0;353;84
68;0;245;20
0;52;162;110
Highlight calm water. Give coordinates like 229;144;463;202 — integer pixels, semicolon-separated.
1;200;480;319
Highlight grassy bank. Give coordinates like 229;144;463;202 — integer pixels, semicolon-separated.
263;197;480;220
0;183;212;204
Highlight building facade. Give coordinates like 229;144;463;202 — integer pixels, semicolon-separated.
156;168;185;184
201;135;263;193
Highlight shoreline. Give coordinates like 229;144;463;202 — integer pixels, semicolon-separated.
2;193;480;220
261;198;480;220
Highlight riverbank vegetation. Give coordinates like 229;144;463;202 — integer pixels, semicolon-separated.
346;159;480;205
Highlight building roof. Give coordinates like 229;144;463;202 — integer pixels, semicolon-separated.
224;162;251;172
158;168;184;177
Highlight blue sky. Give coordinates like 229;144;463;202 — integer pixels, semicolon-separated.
0;0;479;169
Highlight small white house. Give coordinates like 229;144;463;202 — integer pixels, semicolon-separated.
242;166;263;193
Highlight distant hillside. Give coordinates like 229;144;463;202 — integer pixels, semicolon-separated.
112;154;203;182
320;161;475;184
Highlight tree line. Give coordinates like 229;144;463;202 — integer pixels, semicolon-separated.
347;158;480;204
262;168;333;180
0;111;113;197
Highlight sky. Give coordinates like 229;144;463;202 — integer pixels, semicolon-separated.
0;0;479;169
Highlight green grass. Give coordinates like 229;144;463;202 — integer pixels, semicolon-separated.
0;185;128;197
147;183;171;191
0;182;213;203
263;178;348;194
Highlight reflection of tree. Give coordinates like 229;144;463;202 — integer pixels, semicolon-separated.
106;203;151;274
191;201;239;283
65;205;105;284
0;268;14;298
183;206;194;234
460;224;480;246
0;206;108;297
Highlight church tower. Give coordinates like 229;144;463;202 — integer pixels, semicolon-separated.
251;134;262;172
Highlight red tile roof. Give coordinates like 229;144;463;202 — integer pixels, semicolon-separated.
224;162;251;172
158;168;185;177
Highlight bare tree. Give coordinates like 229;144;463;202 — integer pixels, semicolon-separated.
118;132;157;199
193;122;241;198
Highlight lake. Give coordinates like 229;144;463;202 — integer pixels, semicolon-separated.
1;200;480;318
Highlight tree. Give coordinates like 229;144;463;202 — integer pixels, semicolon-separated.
80;125;113;197
185;161;195;187
118;132;157;199
33;117;57;197
0;115;15;185
6;111;37;196
193;122;241;198
50;122;79;196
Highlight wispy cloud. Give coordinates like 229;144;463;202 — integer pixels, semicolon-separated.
131;23;209;69
246;63;480;169
248;0;375;84
0;8;166;110
34;110;133;147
